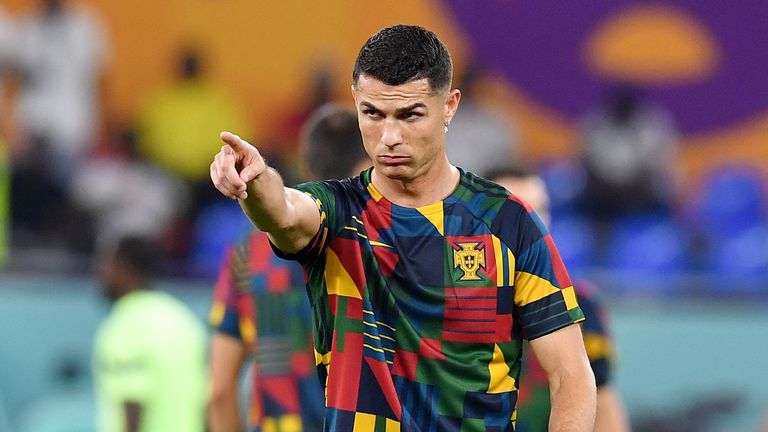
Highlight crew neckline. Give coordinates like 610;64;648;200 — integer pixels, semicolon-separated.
361;167;464;215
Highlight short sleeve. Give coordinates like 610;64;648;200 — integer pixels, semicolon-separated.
511;207;585;340
271;180;345;264
209;239;257;351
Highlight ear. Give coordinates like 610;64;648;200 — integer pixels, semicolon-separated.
444;89;461;125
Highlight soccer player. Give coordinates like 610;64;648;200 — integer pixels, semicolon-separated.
487;166;631;432
208;104;370;432
94;236;207;432
210;25;596;432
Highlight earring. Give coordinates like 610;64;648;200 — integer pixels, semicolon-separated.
444;122;449;133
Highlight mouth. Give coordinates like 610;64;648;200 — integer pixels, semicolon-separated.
378;155;410;165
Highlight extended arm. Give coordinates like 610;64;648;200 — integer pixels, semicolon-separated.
210;132;321;253
529;324;597;432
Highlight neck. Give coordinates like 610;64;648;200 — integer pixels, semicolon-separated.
371;156;459;207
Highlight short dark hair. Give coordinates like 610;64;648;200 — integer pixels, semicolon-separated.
352;24;453;93
301;103;367;180
483;164;537;182
113;236;162;280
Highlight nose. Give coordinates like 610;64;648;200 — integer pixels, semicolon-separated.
380;120;403;148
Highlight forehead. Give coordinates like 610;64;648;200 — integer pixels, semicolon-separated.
354;75;439;106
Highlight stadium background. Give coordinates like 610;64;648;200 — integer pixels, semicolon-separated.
0;0;766;431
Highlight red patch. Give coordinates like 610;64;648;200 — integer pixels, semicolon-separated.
327;332;363;411
267;267;290;293
260;376;300;412
391;349;418;381
330;238;367;296
418;338;445;360
372;246;399;277
544;234;573;288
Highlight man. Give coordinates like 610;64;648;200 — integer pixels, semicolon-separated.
208;104;370;432
210;25;596;431
487;166;631;432
94;236;207;432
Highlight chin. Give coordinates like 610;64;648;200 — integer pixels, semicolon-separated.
377;165;414;181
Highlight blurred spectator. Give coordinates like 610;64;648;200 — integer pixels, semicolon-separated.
137;46;248;217
70;126;190;254
11;0;106;177
446;63;519;175
487;165;630;432
8;0;106;251
208;104;368;432
580;84;679;220
94;236;207;432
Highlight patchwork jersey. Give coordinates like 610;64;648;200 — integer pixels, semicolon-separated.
276;168;584;432
210;230;325;432
516;281;615;432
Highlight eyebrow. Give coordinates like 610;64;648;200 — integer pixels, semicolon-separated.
360;101;427;115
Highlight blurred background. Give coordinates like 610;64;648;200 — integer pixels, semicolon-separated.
0;0;766;431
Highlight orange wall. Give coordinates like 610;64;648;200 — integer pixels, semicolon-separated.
4;0;766;197
4;0;466;148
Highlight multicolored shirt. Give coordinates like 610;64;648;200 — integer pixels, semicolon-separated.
515;281;615;432
210;230;325;432
275;168;584;432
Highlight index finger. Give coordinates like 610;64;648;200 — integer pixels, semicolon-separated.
220;131;252;152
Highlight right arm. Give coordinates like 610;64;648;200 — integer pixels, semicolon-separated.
210;132;321;253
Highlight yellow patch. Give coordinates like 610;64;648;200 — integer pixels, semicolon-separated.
353;412;377;432
208;302;225;326
488;344;517;393
416;201;444;235
562;286;579;311
367;182;383;202
583;333;612;361
513;272;559;306
239;319;256;345
453;242;486;281
386;418;401;432
325;249;362;299
492;235;504;287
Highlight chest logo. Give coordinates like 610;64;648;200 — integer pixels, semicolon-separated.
453;242;486;281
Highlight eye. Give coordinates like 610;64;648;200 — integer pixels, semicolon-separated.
401;111;423;120
362;109;381;118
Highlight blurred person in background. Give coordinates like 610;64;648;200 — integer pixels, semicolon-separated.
210;24;595;432
137;46;248;221
445;62;519;176
487;165;630;432
70;126;190;254
208;104;370;432
580;84;679;220
8;0;106;248
94;236;207;432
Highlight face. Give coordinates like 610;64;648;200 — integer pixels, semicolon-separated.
494;175;551;226
352;75;460;181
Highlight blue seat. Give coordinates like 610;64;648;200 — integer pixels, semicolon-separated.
549;216;596;274
606;215;688;277
538;159;587;215
692;166;767;240
192;199;254;279
707;226;768;295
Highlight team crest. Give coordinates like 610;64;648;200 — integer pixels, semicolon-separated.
453;242;486;281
